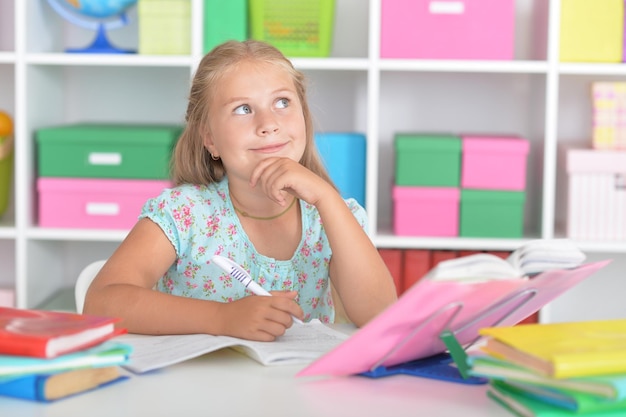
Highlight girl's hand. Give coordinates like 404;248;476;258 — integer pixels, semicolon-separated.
249;157;332;207
217;291;304;341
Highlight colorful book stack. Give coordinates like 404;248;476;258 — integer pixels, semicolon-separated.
470;319;626;416
0;307;131;402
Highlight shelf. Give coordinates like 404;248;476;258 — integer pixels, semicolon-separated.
26;228;129;242
0;227;16;239
2;0;625;322
373;234;535;252
0;52;15;64
558;62;626;75
24;53;195;67
291;57;371;71
378;59;550;74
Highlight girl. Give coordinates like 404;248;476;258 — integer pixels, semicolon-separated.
84;40;397;341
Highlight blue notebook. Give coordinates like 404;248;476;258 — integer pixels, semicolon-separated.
0;366;127;402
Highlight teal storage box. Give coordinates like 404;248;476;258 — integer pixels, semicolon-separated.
315;132;366;207
395;134;461;187
36;124;181;179
204;0;248;53
460;189;525;238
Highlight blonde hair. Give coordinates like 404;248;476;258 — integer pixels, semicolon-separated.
171;40;334;188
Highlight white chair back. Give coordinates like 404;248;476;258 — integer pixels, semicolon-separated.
75;260;107;313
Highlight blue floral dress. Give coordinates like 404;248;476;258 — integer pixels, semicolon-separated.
139;177;368;323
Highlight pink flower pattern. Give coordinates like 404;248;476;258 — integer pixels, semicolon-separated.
140;179;368;323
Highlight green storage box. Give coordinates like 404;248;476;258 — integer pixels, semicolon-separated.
204;0;248;53
460;189;525;238
37;124;182;179
395;134;462;187
249;0;335;57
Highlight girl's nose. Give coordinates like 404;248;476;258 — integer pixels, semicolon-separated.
256;110;279;136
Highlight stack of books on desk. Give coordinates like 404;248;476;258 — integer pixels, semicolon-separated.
469;319;626;416
0;307;131;402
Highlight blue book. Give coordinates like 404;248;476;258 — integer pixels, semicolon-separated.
0;366;127;402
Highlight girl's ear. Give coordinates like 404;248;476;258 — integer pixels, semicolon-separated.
201;127;216;155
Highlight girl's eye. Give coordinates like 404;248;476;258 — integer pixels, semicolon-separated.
276;98;289;109
234;104;252;115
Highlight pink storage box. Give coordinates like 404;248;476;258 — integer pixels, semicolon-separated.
393;186;459;236
0;288;14;307
381;0;515;60
38;178;171;230
566;149;626;240
461;136;529;191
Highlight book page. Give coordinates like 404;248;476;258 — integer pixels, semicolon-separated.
424;253;520;282
507;239;586;275
118;320;349;373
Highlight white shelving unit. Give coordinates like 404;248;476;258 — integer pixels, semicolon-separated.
1;0;625;321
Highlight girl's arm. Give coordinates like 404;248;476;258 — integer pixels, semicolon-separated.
250;158;398;326
83;218;303;341
316;192;398;326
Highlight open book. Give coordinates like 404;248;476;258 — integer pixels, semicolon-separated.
118;320;348;374
424;239;586;282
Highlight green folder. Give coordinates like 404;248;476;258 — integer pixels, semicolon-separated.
489;379;626;416
469;355;626;401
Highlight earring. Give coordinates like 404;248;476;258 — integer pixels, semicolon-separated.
210;153;220;161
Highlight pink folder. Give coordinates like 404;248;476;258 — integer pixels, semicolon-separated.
297;261;611;378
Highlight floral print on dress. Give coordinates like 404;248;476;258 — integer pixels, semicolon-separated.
140;177;369;323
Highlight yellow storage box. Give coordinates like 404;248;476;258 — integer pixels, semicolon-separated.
138;0;191;55
560;0;624;62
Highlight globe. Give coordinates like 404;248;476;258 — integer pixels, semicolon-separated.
46;0;138;53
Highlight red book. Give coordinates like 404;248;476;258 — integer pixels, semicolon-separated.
458;250;482;258
0;307;123;358
402;249;431;293
431;250;458;268
378;249;404;296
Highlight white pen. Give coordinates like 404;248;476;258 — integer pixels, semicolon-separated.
212;255;303;324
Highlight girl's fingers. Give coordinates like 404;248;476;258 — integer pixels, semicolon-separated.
251;159;296;203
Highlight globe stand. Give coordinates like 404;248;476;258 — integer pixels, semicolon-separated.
45;0;137;55
66;24;135;54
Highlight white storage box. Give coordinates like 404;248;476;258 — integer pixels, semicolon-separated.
567;149;626;240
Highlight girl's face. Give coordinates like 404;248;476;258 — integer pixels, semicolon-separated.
203;59;307;183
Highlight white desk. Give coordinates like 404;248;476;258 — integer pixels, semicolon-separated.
0;348;512;417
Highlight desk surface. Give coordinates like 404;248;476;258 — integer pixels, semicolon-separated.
0;349;512;417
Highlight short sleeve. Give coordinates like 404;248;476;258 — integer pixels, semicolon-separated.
345;198;369;234
139;187;193;257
